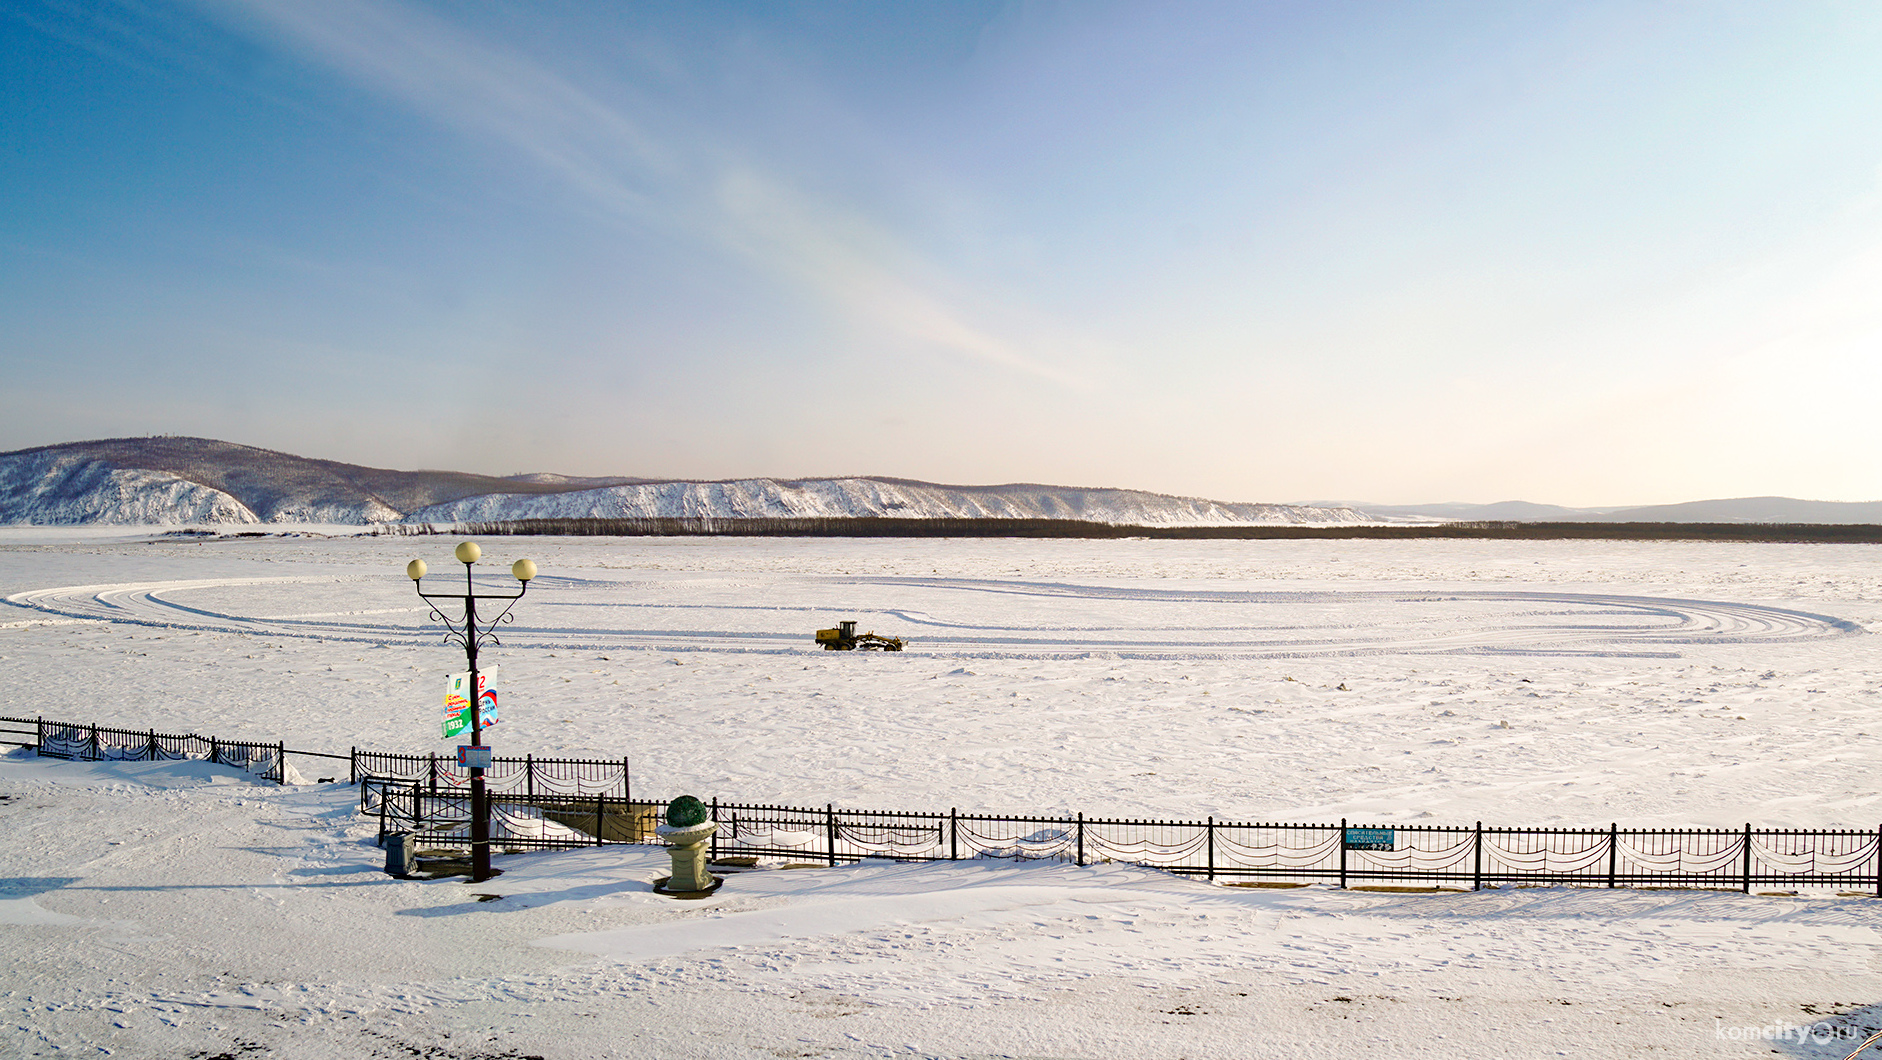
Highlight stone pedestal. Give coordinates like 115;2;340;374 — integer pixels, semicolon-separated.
655;820;719;893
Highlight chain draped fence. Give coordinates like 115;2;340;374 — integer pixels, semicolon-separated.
0;715;629;796
2;715;286;783
6;714;1880;893
699;803;1882;894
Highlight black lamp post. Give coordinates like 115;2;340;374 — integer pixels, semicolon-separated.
407;540;537;883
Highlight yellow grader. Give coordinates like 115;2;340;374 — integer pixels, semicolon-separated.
815;620;903;651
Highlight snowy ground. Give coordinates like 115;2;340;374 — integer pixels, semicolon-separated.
3;533;1882;1057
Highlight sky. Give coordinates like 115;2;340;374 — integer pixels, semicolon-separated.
4;1;1882;506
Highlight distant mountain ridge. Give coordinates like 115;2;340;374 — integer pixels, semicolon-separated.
1340;497;1882;525
0;437;1367;527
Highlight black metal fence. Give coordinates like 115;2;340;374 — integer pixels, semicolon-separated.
364;784;1882;895
353;749;630;799
361;777;655;852
8;714;1881;893
0;716;629;796
4;715;286;783
704;805;1881;893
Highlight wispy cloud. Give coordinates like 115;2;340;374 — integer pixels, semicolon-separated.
200;0;1083;386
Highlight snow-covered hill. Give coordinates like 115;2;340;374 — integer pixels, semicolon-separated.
409;476;1365;526
0;437;1363;527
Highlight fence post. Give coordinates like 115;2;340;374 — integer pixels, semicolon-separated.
950;808;958;861
1741;823;1752;893
1338;819;1347;889
147;729;157;761
827;804;838;866
409;784;422;846
1207;817;1215;882
710;798;719;860
89;721;98;761
623;758;633;836
375;781;390;843
428;753;437;793
1607;823;1618;888
349;746;356;786
526;755;535;800
1076;813;1084;867
596;794;605;846
276;742;285;785
1472;822;1482;891
36;716;44;755
210;735;220;767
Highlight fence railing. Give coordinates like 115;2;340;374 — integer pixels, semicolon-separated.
353;749;630;799
361;777;657;852
10;714;1882;893
0;716;627;797
367;784;1882;895
7;715;286;784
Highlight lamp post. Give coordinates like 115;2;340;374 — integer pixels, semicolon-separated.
407;540;537;883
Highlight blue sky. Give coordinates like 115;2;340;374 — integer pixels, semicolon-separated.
5;1;1882;505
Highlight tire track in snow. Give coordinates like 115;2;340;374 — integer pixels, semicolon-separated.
4;575;1859;659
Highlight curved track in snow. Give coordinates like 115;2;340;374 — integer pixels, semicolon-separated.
3;573;1860;659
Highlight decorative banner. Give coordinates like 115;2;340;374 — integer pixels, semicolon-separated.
442;671;499;739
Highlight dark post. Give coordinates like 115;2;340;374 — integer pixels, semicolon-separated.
1472;822;1483;891
827;804;838;866
1607;823;1618;888
526;755;535;800
710;798;719;860
950;808;958;860
276;741;285;785
1338;818;1348;889
376;781;391;842
408;543;535;883
89;721;98;760
210;734;220;767
428;753;437;793
1076;813;1084;867
36;716;43;755
465;582;489;871
595;793;604;846
349;746;356;786
147;729;157;761
1207;817;1215;882
1741;823;1753;893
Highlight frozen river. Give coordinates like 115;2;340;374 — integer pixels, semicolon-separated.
3;532;1879;828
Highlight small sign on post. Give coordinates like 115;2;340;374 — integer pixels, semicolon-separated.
1344;827;1396;851
457;745;493;770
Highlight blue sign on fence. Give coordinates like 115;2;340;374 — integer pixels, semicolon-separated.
1345;827;1395;850
457;745;493;769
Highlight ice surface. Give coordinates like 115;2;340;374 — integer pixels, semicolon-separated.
3;534;1879;827
3;533;1882;1057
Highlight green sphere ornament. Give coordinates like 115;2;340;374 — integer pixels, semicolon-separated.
665;795;709;828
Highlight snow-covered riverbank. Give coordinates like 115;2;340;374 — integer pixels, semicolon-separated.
4;534;1881;1057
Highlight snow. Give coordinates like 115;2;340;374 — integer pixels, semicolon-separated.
0;452;257;525
405;477;1367;526
3;533;1882;1057
0;442;1365;526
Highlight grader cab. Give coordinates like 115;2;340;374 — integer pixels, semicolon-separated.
815;620;904;651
